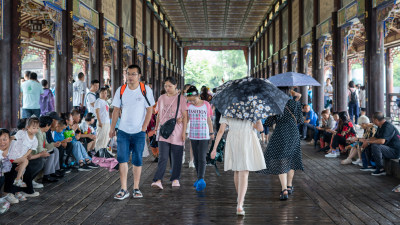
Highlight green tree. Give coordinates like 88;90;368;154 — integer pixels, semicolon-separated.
184;50;248;89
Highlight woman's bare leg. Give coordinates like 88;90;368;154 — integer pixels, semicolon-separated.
278;173;288;191
237;171;249;210
234;171;239;194
287;170;295;187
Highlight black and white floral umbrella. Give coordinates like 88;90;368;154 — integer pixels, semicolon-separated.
212;77;290;123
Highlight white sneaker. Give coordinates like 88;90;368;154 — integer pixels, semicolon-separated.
182;151;185;164
358;162;363;167
4;194;19;204
32;180;44;189
325;153;338;158
22;191;40;198
352;159;362;165
189;161;195;168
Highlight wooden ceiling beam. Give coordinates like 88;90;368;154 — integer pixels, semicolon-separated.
178;0;194;36
222;0;230;36
236;0;255;38
203;0;209;38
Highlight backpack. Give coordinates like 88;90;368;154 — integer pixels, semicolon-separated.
83;92;97;116
120;82;151;107
349;89;358;104
84;92;97;107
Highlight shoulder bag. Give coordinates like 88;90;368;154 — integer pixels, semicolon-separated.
160;94;181;139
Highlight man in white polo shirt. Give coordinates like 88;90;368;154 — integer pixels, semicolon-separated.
110;64;155;200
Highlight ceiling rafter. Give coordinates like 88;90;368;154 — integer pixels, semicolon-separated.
236;0;255;38
203;0;209;38
222;0;230;36
178;0;194;37
158;0;273;39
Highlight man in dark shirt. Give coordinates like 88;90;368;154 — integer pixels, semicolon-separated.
361;112;400;176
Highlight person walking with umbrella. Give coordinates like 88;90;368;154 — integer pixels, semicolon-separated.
257;87;304;200
211;77;290;216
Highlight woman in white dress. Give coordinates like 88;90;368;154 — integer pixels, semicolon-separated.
211;117;265;216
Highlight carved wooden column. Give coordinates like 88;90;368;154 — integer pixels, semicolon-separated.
0;0;21;128
54;0;73;113
44;50;51;82
298;0;308;105
94;1;104;86
365;0;385;116
332;18;348;112
386;48;394;117
314;37;327;115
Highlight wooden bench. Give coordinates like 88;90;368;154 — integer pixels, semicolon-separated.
385;158;400;179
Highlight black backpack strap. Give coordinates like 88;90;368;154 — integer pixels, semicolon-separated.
143;92;151;107
174;94;181;120
140;82;151;107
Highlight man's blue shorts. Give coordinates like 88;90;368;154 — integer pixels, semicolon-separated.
117;130;146;166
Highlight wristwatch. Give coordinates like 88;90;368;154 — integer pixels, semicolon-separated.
209;132;214;135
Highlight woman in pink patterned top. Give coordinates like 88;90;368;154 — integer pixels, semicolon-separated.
151;77;188;190
186;86;214;192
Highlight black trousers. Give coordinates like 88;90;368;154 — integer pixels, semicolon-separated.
58;142;73;168
153;141;183;182
191;140;209;180
331;135;346;149
4;158;45;194
364;144;399;169
321;131;333;144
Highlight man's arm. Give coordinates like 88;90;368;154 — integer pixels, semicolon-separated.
96;108;102;127
81;93;85;107
367;137;385;145
141;107;153;132
109;107;120;138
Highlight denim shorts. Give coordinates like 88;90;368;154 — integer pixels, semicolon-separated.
117;130;146;166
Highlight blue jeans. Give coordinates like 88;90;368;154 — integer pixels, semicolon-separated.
117;130;146;166
22;108;41;119
71;141;91;163
301;123;318;141
348;102;359;124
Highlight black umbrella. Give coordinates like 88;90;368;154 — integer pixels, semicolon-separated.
212;77;290;123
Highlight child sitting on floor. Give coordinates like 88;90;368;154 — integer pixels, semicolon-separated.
63;112;98;171
8;117;40;187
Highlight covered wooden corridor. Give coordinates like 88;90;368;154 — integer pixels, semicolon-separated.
1;0;399;128
0;143;399;224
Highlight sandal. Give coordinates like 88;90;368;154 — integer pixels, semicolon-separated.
133;189;143;199
287;186;294;195
114;189;130;200
280;189;289;201
236;206;245;216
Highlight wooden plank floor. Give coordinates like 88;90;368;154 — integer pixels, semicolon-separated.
1;142;400;225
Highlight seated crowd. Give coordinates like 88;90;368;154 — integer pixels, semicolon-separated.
307;108;400;177
0;81;113;213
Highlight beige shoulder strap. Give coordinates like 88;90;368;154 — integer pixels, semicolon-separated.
286;106;297;124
